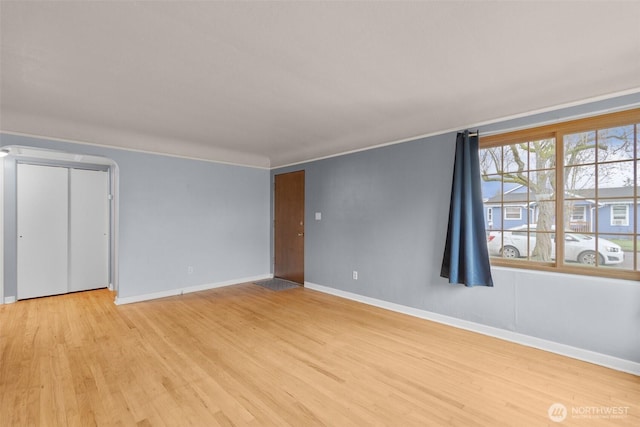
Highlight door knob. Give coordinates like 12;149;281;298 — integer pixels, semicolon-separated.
298;233;304;236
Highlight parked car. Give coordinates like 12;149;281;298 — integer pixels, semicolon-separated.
486;225;624;265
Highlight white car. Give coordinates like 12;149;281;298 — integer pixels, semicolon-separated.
487;225;624;266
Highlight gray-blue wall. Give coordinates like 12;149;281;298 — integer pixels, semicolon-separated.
2;93;639;365
274;93;640;363
1;133;271;299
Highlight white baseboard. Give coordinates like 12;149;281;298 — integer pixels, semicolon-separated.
304;282;640;376
3;296;16;304
114;274;273;305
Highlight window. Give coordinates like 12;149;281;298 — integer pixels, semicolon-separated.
480;108;640;281
611;205;629;226
486;207;493;224
571;206;586;222
504;206;522;220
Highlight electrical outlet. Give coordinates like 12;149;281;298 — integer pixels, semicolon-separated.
352;271;358;280
187;266;194;274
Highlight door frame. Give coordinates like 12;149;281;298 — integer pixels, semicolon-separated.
0;157;4;304
1;145;119;302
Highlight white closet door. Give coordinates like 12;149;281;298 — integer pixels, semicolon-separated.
17;164;69;299
69;169;109;292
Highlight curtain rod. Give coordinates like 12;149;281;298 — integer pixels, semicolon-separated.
462;130;479;137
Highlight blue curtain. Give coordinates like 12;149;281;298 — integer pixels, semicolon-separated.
440;131;493;287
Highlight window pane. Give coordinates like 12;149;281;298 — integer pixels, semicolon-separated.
562;232;593;266
598;161;634;189
480;147;502;174
564;202;590;232
598;234;632;270
504;184;529;203
529;138;556;170
565;165;596;194
564;131;596;166
481;175;502;201
503;143;529;173
529;231;554;262
487;230;505;259
598;125;635;162
529;169;555;201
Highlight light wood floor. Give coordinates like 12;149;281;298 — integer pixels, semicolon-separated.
1;284;638;426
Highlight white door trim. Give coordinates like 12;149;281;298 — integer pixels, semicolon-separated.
1;157;4;304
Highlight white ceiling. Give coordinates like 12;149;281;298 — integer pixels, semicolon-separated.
2;1;640;168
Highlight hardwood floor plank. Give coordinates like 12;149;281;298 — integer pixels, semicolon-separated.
1;284;638;426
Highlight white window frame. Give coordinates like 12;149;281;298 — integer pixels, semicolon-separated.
571;205;586;222
487;207;493;223
610;204;629;226
504;206;522;221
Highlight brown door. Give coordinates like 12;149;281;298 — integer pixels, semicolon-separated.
274;170;305;284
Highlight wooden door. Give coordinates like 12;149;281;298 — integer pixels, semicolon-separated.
17;164;69;299
274;170;305;284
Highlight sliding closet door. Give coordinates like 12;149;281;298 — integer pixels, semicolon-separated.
17;164;69;299
69;169;109;292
